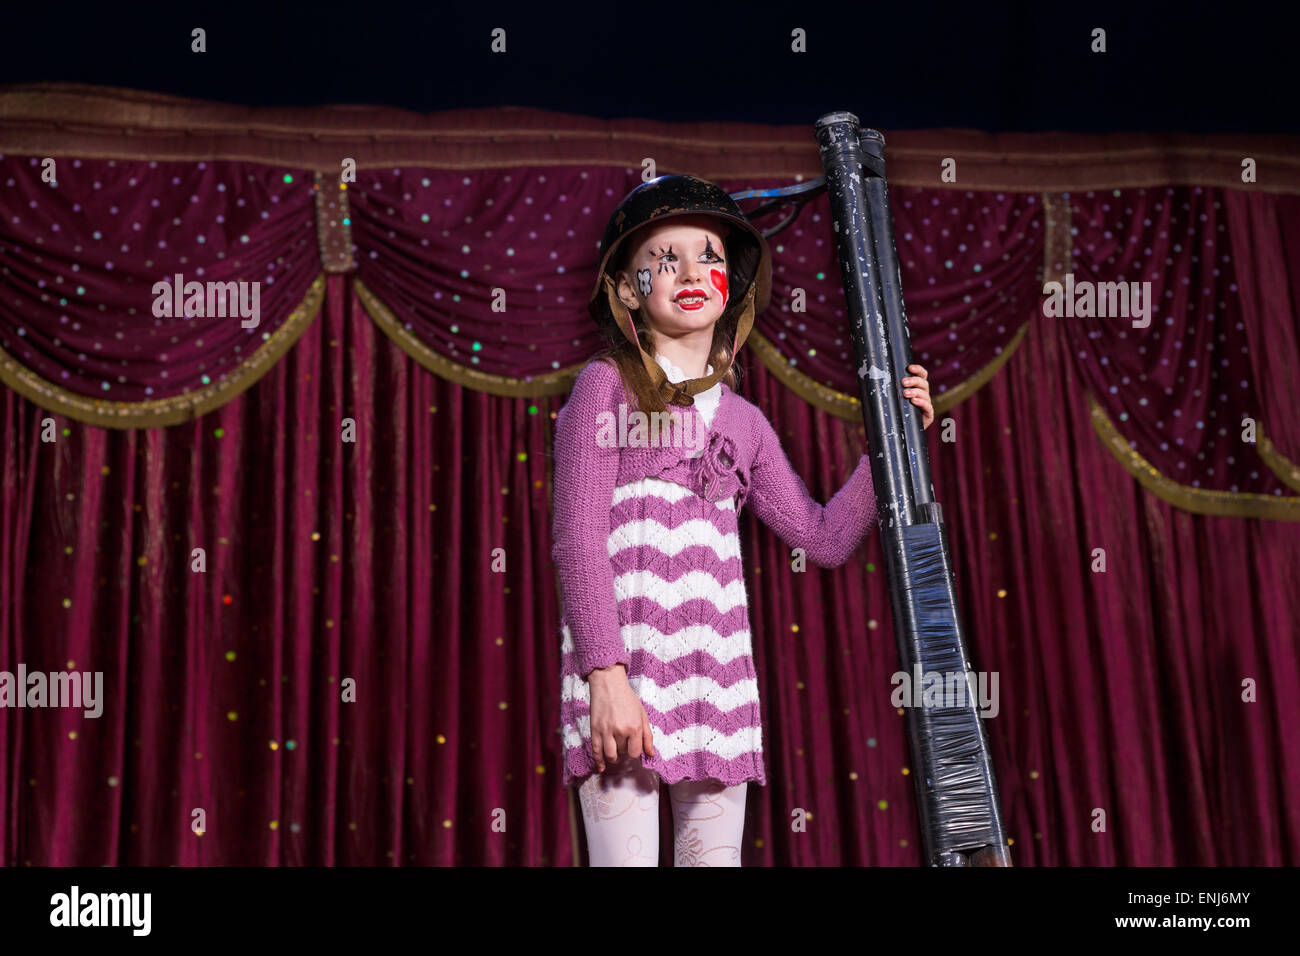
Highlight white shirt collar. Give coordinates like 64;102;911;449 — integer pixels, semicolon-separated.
654;353;714;383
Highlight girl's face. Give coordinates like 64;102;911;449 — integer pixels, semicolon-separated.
614;216;730;339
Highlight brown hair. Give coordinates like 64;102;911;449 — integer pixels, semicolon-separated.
589;219;742;415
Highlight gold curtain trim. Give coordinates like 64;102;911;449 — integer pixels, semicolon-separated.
354;278;584;397
0;275;325;428
738;187;1057;420
1259;424;1300;493
1088;394;1300;521
746;324;1029;422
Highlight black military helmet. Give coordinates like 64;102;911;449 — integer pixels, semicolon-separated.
588;174;773;405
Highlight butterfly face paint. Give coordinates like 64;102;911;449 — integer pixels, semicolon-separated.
637;268;653;298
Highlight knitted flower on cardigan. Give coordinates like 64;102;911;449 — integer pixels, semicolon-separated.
693;432;748;508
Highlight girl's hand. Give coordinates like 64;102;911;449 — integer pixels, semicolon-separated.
587;664;656;772
903;364;935;430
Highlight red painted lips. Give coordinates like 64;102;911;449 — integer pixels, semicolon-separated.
675;288;708;311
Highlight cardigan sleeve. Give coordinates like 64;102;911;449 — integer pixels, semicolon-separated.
744;410;879;568
551;359;632;679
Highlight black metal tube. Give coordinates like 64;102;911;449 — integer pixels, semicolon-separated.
858;129;936;505
813;113;916;530
814;109;1012;866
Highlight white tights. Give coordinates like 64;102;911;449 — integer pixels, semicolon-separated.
576;756;748;866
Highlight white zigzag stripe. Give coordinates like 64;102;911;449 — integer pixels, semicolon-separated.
561;622;753;665
612;477;736;511
561;672;759;712
563;721;762;762
613;570;748;612
607;518;741;562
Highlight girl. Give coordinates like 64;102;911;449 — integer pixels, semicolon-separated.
552;174;933;866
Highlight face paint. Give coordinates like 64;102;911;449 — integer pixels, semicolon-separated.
652;244;677;275
636;268;652;298
709;268;728;307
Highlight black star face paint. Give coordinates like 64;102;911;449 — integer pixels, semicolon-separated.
652;244;677;276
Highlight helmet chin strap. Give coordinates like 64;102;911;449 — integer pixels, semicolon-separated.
603;274;756;407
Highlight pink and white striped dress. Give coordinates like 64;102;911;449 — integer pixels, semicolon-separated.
552;356;878;788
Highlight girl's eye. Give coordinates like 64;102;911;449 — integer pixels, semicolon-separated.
702;252;722;262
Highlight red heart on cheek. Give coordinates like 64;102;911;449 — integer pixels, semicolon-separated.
710;268;728;306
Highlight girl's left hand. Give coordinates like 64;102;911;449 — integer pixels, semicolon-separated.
903;364;935;430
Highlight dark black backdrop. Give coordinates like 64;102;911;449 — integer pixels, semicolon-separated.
0;0;1294;133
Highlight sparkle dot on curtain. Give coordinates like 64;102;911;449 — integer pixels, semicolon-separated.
226;651;236;662
877;800;888;810
286;740;296;750
997;589;1008;598
437;735;446;744
867;737;876;747
227;711;238;721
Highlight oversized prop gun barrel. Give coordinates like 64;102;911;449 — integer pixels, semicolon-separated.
815;111;1011;866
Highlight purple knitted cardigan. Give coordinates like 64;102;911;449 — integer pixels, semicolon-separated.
552;358;880;679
